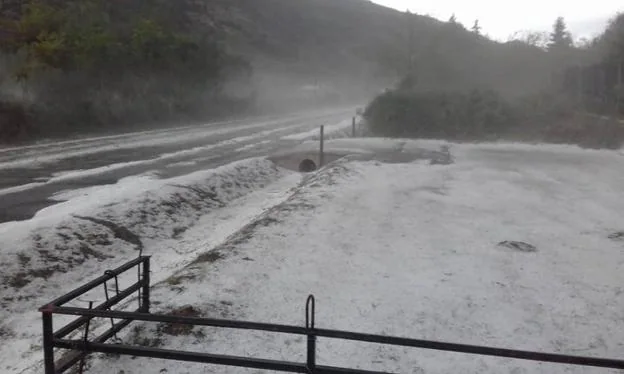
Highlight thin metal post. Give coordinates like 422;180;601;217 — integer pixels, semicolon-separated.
42;306;55;374
319;126;325;168
141;257;150;313
352;117;356;137
306;295;316;373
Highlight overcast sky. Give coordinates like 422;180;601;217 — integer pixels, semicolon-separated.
373;0;622;40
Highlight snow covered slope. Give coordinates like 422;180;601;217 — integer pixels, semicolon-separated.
0;157;303;374
75;140;624;374
5;139;624;373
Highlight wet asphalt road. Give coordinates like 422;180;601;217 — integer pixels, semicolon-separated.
0;107;354;223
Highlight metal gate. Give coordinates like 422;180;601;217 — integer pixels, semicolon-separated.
40;257;624;373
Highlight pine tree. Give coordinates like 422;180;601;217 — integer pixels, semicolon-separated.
601;12;624;61
448;14;457;24
471;20;481;36
548;17;573;51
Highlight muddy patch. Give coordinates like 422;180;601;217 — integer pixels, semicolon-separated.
192;250;225;264
498;241;537;253
161;305;202;336
608;232;624;241
73;215;143;251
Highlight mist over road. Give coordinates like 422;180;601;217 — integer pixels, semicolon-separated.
0;107;355;224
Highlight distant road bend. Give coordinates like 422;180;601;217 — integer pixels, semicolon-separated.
0;107;355;224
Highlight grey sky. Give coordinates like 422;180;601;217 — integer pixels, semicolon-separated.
373;0;621;40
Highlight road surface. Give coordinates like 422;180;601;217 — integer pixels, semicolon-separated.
0;107;355;224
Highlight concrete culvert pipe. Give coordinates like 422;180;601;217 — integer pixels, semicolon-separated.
298;159;317;172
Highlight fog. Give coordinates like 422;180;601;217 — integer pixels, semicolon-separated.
0;0;622;145
1;3;624;374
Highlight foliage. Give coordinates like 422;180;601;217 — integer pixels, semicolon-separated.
548;17;573;52
555;13;624;117
1;0;227;79
0;0;253;141
471;20;481;36
600;13;624;61
507;30;549;49
364;89;519;141
364;87;624;149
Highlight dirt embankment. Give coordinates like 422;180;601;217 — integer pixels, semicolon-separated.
0;101;30;143
540;113;624;149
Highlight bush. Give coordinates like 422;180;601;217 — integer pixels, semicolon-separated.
364;88;624;149
0;0;255;142
364;89;519;141
0;101;30;142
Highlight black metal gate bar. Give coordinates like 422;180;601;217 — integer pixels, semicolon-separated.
51;306;310;335
55;311;138;373
53;280;143;339
53;340;392;374
42;308;55;374
306;295;316;372
47;305;624;370
43;257;148;308
40;257;624;374
40;257;150;374
140;257;150;313
315;367;392;374
314;328;624;370
54;340;310;373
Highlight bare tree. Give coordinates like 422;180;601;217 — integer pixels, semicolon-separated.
507;30;550;49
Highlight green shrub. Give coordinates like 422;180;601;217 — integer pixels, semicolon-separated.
364;88;624;149
0;0;254;142
0;100;30;141
364;89;519;141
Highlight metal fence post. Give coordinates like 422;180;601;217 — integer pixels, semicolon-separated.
352;116;356;137
319;126;325;168
141;257;150;313
305;295;316;373
42;306;55;374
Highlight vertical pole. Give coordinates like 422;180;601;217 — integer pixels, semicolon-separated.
141;257;150;313
305;295;316;373
319;125;325;168
42;308;55;374
78;301;94;374
307;332;316;372
352;116;356;137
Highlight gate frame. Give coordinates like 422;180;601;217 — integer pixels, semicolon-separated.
40;257;624;373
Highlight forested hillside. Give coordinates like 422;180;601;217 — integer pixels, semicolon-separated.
0;0;254;141
0;0;593;142
208;0;558;98
365;13;624;148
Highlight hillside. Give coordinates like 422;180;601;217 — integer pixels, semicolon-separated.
0;0;560;141
196;0;555;99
